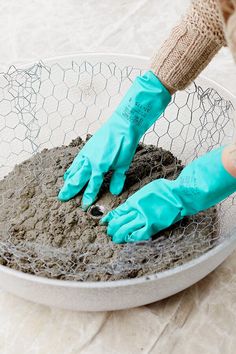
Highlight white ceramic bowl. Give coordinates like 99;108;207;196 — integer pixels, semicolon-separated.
0;53;236;311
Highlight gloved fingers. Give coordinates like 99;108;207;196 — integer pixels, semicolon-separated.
100;203;130;224
63;154;84;181
112;215;146;244
82;172;104;210
107;210;137;237
58;158;91;201
124;225;151;243
109;169;127;195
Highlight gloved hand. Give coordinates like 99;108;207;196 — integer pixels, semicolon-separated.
58;71;171;209
101;146;236;244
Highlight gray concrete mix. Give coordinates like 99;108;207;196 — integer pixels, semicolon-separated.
0;136;218;281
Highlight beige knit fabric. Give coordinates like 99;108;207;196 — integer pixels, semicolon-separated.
220;0;236;62
151;0;235;92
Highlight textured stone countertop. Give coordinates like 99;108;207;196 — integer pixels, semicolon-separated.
0;0;236;353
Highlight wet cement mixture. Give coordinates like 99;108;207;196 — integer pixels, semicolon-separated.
0;136;219;281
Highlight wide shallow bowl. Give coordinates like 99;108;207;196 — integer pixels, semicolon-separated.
0;53;236;311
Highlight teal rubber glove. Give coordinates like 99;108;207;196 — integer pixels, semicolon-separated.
101;146;236;244
58;71;171;209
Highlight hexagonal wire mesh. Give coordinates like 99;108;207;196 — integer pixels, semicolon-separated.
0;58;235;281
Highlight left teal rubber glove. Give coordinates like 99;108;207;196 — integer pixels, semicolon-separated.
58;71;171;209
101;146;236;244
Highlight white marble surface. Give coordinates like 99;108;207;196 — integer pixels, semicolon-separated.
0;0;236;353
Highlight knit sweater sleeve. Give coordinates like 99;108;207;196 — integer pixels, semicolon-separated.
151;0;226;93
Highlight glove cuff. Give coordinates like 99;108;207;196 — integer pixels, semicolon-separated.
115;70;171;135
175;146;236;216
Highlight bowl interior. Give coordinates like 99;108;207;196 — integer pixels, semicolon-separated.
0;54;236;282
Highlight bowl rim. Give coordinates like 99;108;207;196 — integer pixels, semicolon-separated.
1;52;236;289
10;51;236;100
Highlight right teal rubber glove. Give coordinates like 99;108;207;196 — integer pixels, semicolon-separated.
101;145;236;243
58;70;171;209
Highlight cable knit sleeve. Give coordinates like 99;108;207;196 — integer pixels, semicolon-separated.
151;0;226;92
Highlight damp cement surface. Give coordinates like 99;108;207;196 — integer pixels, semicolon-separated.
0;136;218;281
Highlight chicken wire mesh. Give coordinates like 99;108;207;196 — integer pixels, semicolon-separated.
0;58;235;281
